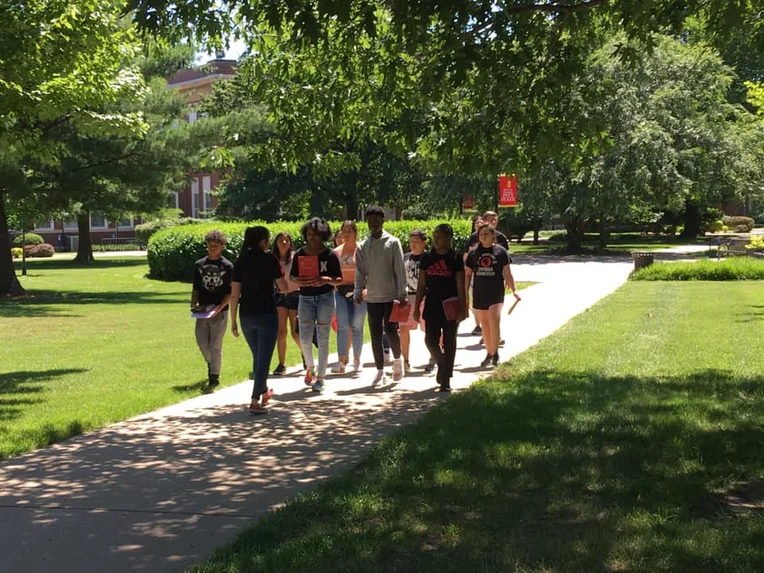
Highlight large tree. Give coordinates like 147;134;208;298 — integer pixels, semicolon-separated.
0;0;147;295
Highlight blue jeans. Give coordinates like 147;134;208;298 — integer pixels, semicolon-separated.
240;313;279;399
335;291;367;361
298;291;335;378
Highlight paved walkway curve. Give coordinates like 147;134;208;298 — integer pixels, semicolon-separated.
0;256;635;573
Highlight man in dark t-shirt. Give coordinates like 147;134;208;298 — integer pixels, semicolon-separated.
191;230;234;390
462;210;510;254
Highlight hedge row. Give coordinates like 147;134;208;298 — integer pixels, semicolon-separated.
147;219;473;282
631;258;764;281
721;215;755;233
12;233;44;247
135;217;202;243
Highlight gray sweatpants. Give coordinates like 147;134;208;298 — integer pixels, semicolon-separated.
195;311;228;375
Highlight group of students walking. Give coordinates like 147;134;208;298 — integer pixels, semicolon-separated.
190;207;520;414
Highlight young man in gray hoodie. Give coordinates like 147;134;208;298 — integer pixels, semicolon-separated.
354;206;408;384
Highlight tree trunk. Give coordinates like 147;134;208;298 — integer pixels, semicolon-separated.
344;172;359;221
597;220;610;253
679;200;702;238
564;216;586;254
73;212;94;263
532;219;542;245
0;190;26;296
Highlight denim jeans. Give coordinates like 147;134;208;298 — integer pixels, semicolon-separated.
335;290;367;360
240;313;279;399
298;291;335;378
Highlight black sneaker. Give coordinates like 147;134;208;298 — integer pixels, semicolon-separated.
424;359;436;373
471;325;482;335
492;353;500;366
404;360;411;373
480;354;493;368
437;385;452;392
273;364;286;376
208;374;220;389
499;339;505;347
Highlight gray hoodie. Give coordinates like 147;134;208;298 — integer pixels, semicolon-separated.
354;230;407;303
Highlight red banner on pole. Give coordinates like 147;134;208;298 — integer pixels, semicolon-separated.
462;194;474;210
498;174;518;208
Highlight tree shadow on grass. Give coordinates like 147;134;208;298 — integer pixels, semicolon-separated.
192;367;764;573
0;291;184;318
0;368;88;423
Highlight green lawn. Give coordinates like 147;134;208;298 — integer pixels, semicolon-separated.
189;281;764;573
0;257;316;460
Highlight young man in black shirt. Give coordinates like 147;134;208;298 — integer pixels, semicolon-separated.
413;224;467;392
191;230;234;390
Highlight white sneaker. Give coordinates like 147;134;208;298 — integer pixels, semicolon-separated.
372;369;386;387
330;362;346;374
352;358;363;375
392;358;403;382
383;352;393;366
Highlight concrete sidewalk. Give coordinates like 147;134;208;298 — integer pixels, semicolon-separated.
0;257;633;573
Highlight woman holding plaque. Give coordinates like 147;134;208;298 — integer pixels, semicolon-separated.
290;217;343;392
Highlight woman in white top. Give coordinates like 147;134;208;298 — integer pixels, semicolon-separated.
332;220;366;374
272;232;301;375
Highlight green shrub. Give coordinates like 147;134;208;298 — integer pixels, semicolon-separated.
631;258;764;281
722;215;754;233
135;217;201;243
11;247;22;259
147;219;472;282
702;219;724;233
23;243;55;258
13;233;44;247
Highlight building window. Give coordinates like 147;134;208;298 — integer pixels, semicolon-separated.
191;177;200;218
33;219;55;231
203;176;212;216
90;214;108;229
188;110;198;124
63;219;78;230
174;191;180;210
117;217;134;229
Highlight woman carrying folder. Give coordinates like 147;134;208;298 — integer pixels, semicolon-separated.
413;223;467;392
464;224;520;369
229;226;289;414
290;217;344;392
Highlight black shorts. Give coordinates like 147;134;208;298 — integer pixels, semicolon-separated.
277;291;300;310
472;286;504;310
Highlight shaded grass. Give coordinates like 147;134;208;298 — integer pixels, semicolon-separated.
0;257;330;459
632;257;764;281
189;281;764;573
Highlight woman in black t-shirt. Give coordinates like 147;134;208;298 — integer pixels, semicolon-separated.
230;226;288;414
465;224;521;369
290;217;343;392
413;224;467;392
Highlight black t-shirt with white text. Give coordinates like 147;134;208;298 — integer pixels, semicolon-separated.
466;244;510;302
193;256;234;310
232;250;284;316
290;247;342;297
462;230;509;255
404;252;423;294
420;249;464;317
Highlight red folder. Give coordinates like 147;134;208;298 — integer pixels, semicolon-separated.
298;255;319;277
442;297;461;322
389;300;411;323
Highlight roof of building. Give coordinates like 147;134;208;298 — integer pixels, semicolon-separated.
167;59;237;87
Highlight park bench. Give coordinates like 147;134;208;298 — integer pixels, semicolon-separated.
710;237;750;259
